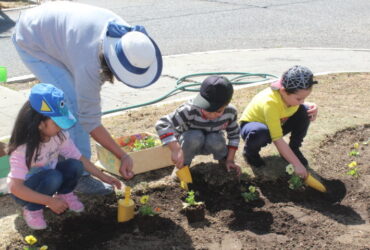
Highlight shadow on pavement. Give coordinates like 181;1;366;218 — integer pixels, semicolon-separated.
0;10;16;35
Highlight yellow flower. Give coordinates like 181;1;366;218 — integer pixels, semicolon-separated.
348;161;357;168
353;143;359;149
25;235;37;245
285;164;295;175
40;245;48;250
140;195;149;204
248;186;256;193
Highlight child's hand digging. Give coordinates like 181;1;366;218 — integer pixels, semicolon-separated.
48;197;68;214
226;160;241;176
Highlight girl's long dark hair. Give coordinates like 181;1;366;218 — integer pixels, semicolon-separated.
99;44;114;84
8;101;64;169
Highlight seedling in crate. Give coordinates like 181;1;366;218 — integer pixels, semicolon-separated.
133;136;160;152
241;185;259;202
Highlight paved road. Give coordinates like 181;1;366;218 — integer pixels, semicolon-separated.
1;0;370;77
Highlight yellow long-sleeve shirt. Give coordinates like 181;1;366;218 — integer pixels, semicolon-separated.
239;87;299;141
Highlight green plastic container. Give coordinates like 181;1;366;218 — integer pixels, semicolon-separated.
0;155;10;178
0;155;10;194
0;67;7;83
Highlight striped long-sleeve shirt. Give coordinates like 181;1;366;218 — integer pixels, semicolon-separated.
155;100;240;148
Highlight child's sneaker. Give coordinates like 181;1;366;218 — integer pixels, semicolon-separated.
23;208;47;230
56;192;84;212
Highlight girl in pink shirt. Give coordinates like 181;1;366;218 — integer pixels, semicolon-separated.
7;83;121;230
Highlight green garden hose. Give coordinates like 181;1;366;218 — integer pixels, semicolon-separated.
102;72;277;115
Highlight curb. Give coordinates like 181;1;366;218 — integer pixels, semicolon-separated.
7;74;36;84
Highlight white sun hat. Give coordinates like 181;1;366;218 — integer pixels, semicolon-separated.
103;21;163;88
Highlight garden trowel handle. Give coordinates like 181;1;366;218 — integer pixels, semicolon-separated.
124;186;132;205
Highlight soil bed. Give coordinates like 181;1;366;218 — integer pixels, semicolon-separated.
1;73;370;249
3;125;369;250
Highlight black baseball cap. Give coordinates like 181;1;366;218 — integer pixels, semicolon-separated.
193;76;233;112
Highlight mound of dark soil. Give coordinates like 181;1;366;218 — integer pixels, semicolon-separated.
8;125;370;249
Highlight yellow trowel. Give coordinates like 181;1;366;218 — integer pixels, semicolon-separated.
304;173;327;192
176;166;193;191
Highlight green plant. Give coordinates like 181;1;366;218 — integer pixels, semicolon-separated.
23;235;48;250
349;150;360;156
346;161;360;177
138;195;158;216
132;136;160;151
288;175;304;190
286;164;304;190
241;185;259;202
346;168;359;177
183;190;203;208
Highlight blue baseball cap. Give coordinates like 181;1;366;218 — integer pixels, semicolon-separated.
29;83;77;130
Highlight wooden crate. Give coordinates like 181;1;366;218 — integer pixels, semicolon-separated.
95;133;173;176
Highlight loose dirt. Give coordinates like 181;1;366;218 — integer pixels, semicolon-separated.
1;73;369;249
2;119;369;250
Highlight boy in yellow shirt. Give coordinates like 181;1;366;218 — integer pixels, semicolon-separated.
239;65;318;178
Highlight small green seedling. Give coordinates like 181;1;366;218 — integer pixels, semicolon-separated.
241;185;259;202
288;175;304;190
346;168;360;178
286;164;304;190
183;190;203;208
349;150;360;156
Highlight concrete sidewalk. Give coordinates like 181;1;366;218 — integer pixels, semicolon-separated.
1;47;370;138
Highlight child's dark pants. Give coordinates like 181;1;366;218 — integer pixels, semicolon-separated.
240;104;310;160
12;159;84;211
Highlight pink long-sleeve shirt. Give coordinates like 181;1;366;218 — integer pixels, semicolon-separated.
8;131;81;181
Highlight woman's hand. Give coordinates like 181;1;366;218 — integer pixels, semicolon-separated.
119;154;134;180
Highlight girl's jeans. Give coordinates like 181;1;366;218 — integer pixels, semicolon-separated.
12;159;84;211
179;130;228;166
12;36;91;160
240;104;310;156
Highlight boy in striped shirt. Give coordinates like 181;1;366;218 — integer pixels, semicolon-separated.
155;76;241;176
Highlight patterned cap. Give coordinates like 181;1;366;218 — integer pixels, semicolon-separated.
281;65;317;90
